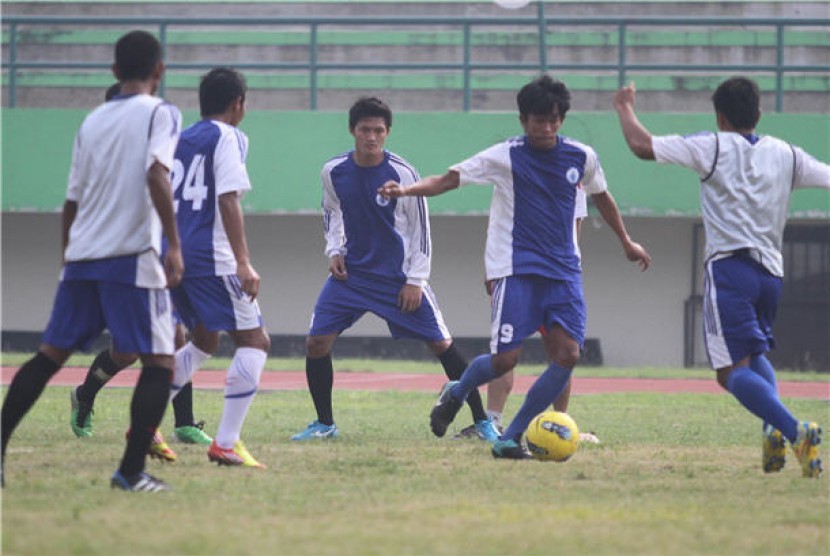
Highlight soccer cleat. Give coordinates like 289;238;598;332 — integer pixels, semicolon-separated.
147;429;178;463
474;419;501;443
290;420;340;441
207;440;266;468
111;471;170;493
491;438;532;460
452;419;501;443
70;386;94;438
172;421;213;445
430;381;463;438
762;424;786;473
791;421;823;478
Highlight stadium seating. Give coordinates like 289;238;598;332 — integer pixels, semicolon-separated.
2;1;828;111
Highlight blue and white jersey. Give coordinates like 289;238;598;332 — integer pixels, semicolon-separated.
321;150;430;288
63;93;181;288
170;119;252;277
653;132;830;277
451;135;607;281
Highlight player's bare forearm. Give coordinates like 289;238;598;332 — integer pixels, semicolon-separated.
148;161;184;286
147;162;180;250
219;192;260;298
61;200;78;261
613;83;655;160
592;191;651;270
378;171;460;199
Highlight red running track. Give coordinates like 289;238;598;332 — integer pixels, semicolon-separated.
2;367;828;399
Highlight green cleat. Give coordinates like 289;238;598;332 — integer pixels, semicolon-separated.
762;424;786;473
172;421;213;445
70;386;94;438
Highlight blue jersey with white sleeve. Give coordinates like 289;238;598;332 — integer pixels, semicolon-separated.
170;119;252;277
321;150;430;290
451;135;607;282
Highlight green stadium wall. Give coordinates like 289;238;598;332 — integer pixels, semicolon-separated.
3;109;829;218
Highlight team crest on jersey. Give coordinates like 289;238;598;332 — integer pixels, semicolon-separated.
375;193;390;207
566;167;580;185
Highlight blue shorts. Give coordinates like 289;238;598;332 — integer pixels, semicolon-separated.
171;275;263;332
43;279;175;355
703;254;781;369
309;276;451;342
490;275;586;353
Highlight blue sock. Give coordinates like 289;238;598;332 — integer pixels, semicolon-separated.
749;354;778;430
450;355;495;403
749;354;777;389
501;362;572;442
726;366;798;443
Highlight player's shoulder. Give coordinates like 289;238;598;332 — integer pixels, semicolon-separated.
386;150;419;177
322;151;351;173
559;135;598;161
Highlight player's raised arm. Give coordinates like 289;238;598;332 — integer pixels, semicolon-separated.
613;83;655;160
378;170;460;198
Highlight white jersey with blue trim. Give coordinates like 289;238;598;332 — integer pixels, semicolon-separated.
653;131;830;277
321;150;430;287
171;119;252;277
63;93;181;288
451;135;607;281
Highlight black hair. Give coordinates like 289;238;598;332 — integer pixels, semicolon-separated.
516;74;571;119
348;97;392;130
104;82;121;101
114;30;162;81
711;76;761;130
199;67;247;117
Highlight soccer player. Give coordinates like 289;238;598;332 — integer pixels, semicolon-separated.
379;75;650;459
1;30;183;492
292;96;499;442
168;67;270;468
613;76;828;477
454;191;599;443
69;82;211;455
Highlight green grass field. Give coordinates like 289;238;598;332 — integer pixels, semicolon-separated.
2;370;828;556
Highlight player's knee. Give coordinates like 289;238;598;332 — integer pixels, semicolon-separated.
492;353;519;376
306;335;332;359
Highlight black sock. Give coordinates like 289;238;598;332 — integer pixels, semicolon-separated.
172;382;195;428
438;343;487;423
2;352;61;459
306;355;334;425
118;366;171;477
77;350;123;404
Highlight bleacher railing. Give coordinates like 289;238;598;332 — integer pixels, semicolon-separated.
3;10;829;111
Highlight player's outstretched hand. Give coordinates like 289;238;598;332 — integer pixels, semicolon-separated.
624;240;651;271
378;180;406;199
613;82;637;111
164;246;184;288
237;261;261;300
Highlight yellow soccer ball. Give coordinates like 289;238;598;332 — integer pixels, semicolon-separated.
525;410;580;462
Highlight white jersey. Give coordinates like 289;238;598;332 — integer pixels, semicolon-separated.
451;135;606;281
64;93;181;287
653;132;830;277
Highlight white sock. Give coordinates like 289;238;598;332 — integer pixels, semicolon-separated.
486;410;503;429
215;347;266;448
170;341;211;402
